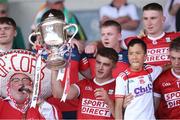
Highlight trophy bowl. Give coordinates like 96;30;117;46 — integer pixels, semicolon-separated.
29;14;78;70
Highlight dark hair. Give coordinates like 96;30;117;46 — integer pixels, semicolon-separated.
100;20;121;32
96;47;118;63
169;37;180;52
143;3;163;12
0;17;16;29
128;38;147;54
41;9;65;22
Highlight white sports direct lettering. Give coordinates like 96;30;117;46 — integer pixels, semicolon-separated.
81;98;111;117
145;47;169;63
164;91;180;108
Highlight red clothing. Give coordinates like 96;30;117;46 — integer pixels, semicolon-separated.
0;97;61;119
0;99;43;119
60;49;88;112
154;69;180;119
75;78;115;119
125;32;180;66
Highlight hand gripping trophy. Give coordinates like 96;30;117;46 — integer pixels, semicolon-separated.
29;13;78;70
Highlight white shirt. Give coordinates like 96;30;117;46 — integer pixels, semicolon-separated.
115;65;162;120
99;3;140;40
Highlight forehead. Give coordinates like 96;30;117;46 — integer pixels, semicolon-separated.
11;73;30;79
101;26;119;32
128;44;144;52
143;10;162;17
0;23;14;28
96;55;112;63
170;50;180;58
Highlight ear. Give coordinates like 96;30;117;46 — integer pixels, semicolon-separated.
14;30;17;37
144;54;147;62
118;33;122;41
162;16;166;23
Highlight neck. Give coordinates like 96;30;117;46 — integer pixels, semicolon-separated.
114;42;122;53
148;31;164;38
112;1;124;8
96;76;113;84
0;43;12;52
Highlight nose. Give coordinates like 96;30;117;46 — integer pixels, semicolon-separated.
0;29;5;34
174;59;180;65
99;63;103;70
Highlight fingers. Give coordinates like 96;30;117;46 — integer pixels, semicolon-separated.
123;93;134;108
94;88;107;100
84;43;97;54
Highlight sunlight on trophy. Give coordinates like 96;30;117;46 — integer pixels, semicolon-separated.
29;14;78;70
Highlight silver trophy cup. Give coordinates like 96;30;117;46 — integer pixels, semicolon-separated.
29;14;78;70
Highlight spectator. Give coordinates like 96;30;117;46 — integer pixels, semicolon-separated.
0;17;16;52
0;49;61;119
0;0;26;49
99;0;140;40
51;47;118;119
154;37;180;119
163;0;180;32
115;38;162;119
125;3;180;67
32;0;87;41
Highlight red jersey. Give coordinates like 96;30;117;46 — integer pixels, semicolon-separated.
74;78;115;119
0;98;61;119
125;32;180;66
154;69;180;119
87;50;129;78
57;48;89;112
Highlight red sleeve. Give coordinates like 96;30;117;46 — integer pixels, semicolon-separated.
79;53;90;71
153;77;161;94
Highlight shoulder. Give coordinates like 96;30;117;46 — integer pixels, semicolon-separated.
117;70;129;81
126;3;137;8
165;32;180;36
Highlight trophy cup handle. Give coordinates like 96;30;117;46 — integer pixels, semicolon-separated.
64;24;78;43
28;31;41;46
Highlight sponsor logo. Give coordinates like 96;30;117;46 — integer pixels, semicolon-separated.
81;98;111;117
85;86;93;91
134;84;152;97
145;47;170;63
164;91;180;108
162;82;171;87
108;89;114;95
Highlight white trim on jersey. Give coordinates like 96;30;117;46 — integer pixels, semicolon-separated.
171;68;180;79
93;78;115;86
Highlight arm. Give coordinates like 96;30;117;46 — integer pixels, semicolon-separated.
94;88;115;117
169;3;180;16
70;38;85;54
115;97;124;119
116;17;139;30
51;70;79;99
84;40;103;55
154;96;160;112
123;93;134;108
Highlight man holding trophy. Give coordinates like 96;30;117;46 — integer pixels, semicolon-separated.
29;9;91;119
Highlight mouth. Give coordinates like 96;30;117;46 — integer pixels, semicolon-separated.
18;86;31;93
0;35;7;38
131;62;141;66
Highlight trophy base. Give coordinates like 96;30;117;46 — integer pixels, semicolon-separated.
46;60;66;70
